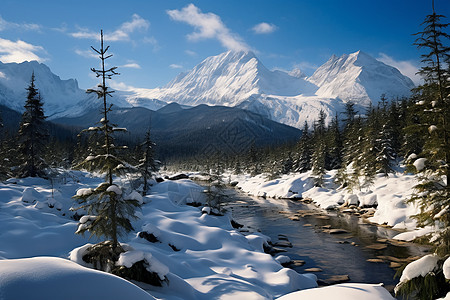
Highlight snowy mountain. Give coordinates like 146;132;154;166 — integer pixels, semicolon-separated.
0;61;97;118
0;50;415;129
123;51;317;107
308;51;415;106
122;50;414;128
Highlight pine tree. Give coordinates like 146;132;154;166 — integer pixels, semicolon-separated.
17;73;49;178
311;110;328;187
137;129;157;196
327;113;343;170
73;30;140;255
397;3;450;299
296;121;312;173
407;2;450;256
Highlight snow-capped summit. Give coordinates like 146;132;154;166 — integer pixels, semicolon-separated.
0;50;416;129
127;50;317;107
0;60;97;118
308;50;415;106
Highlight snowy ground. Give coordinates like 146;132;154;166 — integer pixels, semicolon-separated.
0;170;398;299
228;169;432;242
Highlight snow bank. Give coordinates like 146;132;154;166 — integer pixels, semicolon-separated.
0;172;317;299
0;257;156;300
233;170;420;232
278;283;394;300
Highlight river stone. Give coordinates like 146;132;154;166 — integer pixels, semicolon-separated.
321;225;332;229
366;244;388;250
314;215;330;220
277;234;289;241
390;262;402;268
328;229;349;234
322;274;350;285
289;260;306;267
289;216;300;221
367;258;384;263
303;223;312;227
304;267;323;272
273;241;293;248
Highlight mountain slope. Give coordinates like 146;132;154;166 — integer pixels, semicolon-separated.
308;51;415;106
122;51;317;107
0;61;96;118
53;103;302;160
0;50;416;130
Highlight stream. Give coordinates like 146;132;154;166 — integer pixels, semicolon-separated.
220;188;430;293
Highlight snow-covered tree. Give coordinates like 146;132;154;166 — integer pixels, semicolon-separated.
17;73;49;178
311;109;328;187
73;30;140;254
137;129;157;196
397;4;450;299
295;121;312;173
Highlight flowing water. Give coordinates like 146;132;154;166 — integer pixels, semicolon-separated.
221;188;430;293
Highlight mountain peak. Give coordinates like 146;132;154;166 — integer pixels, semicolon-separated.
308;51;415;106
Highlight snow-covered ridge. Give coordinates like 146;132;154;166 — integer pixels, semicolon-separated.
117;50;415;128
0;60;97;118
0;50;415;128
308;51;415;106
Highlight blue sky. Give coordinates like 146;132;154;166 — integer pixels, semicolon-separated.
1;0;449;89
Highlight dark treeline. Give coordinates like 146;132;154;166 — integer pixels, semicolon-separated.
167;96;414;189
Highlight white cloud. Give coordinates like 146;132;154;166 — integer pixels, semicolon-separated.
142;36;160;51
185;50;197;56
75;49;98;59
121;63;141;69
377;53;421;85
0;38;46;63
252;22;277;34
71;14;150;42
167;4;250;51
0;16;42;32
169;64;183;69
109;80;136;91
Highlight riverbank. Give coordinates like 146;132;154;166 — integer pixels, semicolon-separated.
0;171;397;299
223;169;434;242
220;187;429;294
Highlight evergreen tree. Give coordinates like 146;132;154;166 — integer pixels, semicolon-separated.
137;129;157;196
327;113;343;170
375;100;397;176
296;121;312;173
407;3;450;256
397;4;450;299
311;110;328;187
73;30;140;254
17;73;49;178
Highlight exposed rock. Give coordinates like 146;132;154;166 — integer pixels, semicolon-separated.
328;229;349;234
367;258;384;263
273;241;293;248
365;244;388;250
390;262;402;268
321;274;350;285
288;260;306;267
168;174;189;180
304;267;323;272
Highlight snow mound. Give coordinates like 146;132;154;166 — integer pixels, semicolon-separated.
0;257;156;300
278;283;394;299
398;254;439;283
